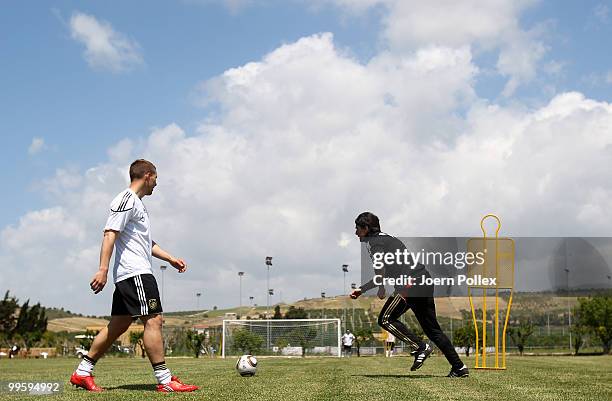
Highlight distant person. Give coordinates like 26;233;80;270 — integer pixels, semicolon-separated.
9;344;20;359
350;212;469;377
69;159;198;392
384;330;396;357
341;329;356;357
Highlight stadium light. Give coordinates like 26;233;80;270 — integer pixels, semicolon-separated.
350;283;356;330
265;256;274;351
249;296;254;307
196;292;201;310
321;291;326;319
238;272;245;309
342;264;348;330
265;257;273;315
564;266;571;353
160;265;167;307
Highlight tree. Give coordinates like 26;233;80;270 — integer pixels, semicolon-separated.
129;331;145;358
274;337;289;354
186;331;207;358
453;323;476;357
288;327;317;357
284;306;307;319
570;305;586;355
232;329;264;354
273;305;283;319
13;300;48;349
578;296;612;354
353;328;374;357
508;320;534;356
0;291;19;339
77;329;98;350
571;324;587;355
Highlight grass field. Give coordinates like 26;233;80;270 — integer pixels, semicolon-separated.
0;355;610;401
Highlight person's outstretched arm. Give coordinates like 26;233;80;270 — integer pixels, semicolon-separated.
152;241;187;273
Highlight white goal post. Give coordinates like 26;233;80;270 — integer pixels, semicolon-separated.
222;319;341;358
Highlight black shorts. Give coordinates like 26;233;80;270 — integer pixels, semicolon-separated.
111;273;163;317
343;345;352;351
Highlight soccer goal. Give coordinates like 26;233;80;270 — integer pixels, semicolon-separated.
222;319;341;358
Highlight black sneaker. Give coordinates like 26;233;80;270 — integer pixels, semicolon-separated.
410;343;432;371
447;365;469;377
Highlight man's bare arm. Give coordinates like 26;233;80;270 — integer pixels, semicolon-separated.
90;230;118;294
152;241;187;273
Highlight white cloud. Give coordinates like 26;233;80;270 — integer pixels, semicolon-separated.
3;32;612;314
316;0;546;96
69;11;143;73
28;137;45;155
594;4;609;24
580;70;612;87
496;30;547;96
184;0;255;13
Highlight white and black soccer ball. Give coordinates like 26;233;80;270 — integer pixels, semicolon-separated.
236;354;257;376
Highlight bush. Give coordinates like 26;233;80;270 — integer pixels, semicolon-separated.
232;329;264;354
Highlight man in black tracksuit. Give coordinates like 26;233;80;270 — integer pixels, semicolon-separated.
349;212;469;377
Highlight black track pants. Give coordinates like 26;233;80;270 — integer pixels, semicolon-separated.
378;294;464;369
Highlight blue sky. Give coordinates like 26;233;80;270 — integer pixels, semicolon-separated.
1;1;612;313
0;0;385;227
1;1;611;229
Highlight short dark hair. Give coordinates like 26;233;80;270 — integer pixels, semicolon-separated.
129;159;156;182
355;212;381;234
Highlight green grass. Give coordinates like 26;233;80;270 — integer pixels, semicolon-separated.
0;355;610;401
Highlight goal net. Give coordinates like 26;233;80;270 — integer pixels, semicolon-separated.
222;319;341;358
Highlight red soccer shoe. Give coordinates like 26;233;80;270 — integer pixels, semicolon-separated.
70;372;103;392
171;375;199;389
157;378;199;392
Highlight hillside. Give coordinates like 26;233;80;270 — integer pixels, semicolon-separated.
45;307;97;320
46;290;608;332
47;317;110;332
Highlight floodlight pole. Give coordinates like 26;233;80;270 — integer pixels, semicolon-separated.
238;272;245;310
565;267;571;353
160;265;167;307
564;239;572;353
196;292;201;310
351;283;356;325
342;265;348;330
265;256;273;350
265;257;273;316
321;291;326;319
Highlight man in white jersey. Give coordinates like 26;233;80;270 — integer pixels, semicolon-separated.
384;330;396;357
70;159;198;393
341;329;356;357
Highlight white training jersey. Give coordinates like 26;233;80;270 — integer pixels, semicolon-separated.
104;189;153;283
341;333;355;346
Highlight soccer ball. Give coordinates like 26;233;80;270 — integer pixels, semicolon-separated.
236;354;257;376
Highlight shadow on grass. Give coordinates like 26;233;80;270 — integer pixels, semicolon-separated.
352;374;438;379
106;384;156;391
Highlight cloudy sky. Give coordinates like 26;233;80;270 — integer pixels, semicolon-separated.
1;0;612;315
